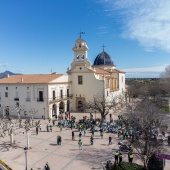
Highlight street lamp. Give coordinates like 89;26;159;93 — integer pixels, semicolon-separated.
24;147;28;170
43;107;45;120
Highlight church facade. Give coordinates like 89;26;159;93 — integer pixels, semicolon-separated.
0;37;125;118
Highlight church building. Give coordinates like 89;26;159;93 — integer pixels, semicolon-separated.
0;36;125;118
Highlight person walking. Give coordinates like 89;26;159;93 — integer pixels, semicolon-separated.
78;139;83;150
44;162;50;170
119;152;122;163
128;152;133;163
114;151;119;164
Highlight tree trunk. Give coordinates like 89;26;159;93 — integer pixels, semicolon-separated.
101;114;106;123
26;131;29;149
10;133;13;146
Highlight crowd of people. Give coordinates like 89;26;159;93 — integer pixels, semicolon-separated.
35;111;168;170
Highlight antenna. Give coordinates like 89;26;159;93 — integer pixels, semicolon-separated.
78;28;85;38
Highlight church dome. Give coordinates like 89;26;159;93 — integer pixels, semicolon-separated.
93;51;114;66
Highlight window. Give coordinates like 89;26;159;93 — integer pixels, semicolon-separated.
52;90;55;100
6;87;8;90
16;87;17;89
26;92;30;101
27;87;29;90
38;91;43;101
5;92;8;97
67;89;69;97
79;44;81;48
78;76;83;85
107;91;109;96
60;90;63;99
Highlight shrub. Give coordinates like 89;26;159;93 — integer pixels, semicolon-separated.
119;162;147;170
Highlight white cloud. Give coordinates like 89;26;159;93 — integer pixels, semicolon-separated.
96;26;109;35
123;65;167;73
123;64;168;78
0;63;10;67
99;0;170;52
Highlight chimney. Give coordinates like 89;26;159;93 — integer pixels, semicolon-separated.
21;77;23;82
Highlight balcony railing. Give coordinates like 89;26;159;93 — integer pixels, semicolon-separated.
49;94;73;104
37;98;44;102
14;97;19;101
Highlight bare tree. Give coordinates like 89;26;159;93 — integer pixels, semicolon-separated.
85;92;120;122
125;99;165;168
160;65;170;95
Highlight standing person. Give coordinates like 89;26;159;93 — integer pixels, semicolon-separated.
78;139;83;150
128;152;133;163
58;136;62;145
52;120;55;126
39;124;42;131
79;132;82;140
36;126;39;135
60;124;63;132
114;151;119;164
90;135;94;145
50;125;52;132
100;129;104;139
125;131;129;139
72;131;75;140
109;136;112;145
57;135;60;145
46;124;49;132
48;117;51;123
119;152;122;163
44;162;50;170
83;127;86;136
91;128;95;137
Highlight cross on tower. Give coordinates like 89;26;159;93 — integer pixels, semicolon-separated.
78;29;85;38
101;44;106;52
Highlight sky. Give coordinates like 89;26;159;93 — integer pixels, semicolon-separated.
0;0;170;78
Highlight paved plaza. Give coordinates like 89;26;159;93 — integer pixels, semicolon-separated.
0;111;170;170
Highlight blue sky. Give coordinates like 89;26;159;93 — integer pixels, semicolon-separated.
0;0;169;78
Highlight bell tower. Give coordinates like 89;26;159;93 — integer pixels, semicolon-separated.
70;35;92;69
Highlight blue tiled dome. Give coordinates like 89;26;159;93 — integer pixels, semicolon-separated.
93;51;114;66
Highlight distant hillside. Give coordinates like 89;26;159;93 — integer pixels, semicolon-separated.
0;70;22;79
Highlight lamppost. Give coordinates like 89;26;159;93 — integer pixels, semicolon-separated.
24;147;28;170
43;107;45;120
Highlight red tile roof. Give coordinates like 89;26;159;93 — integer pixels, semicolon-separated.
0;74;63;84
